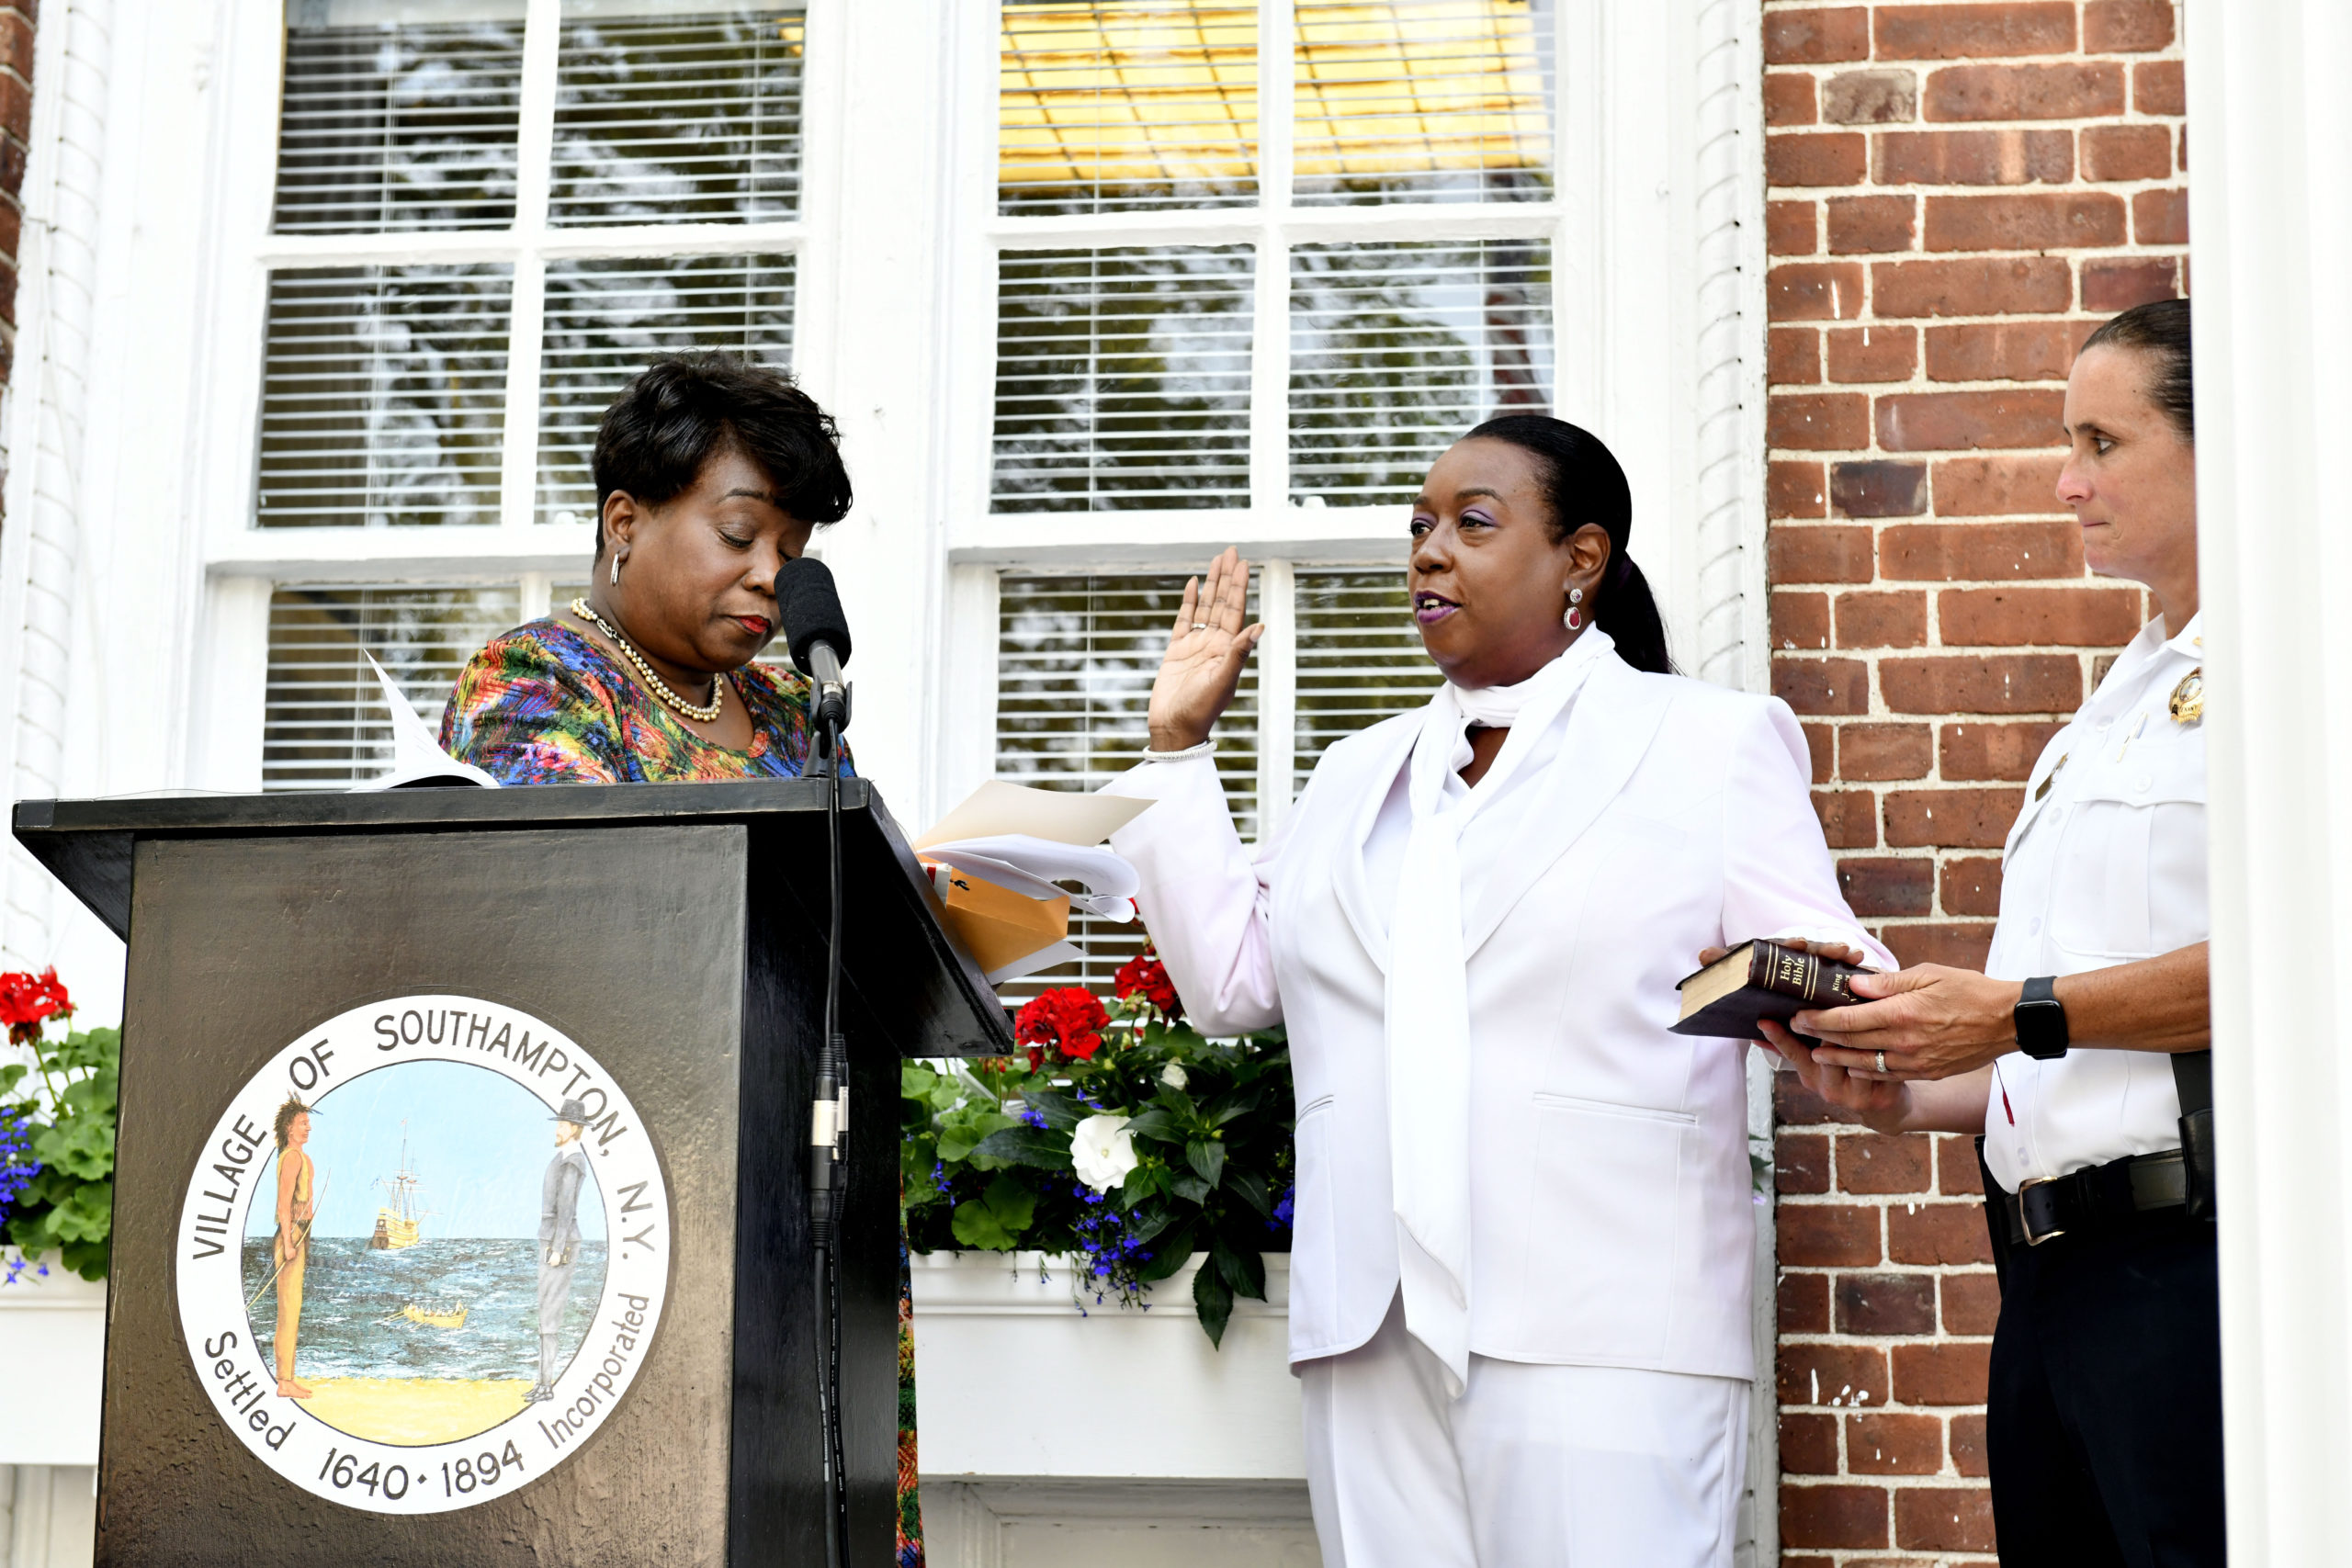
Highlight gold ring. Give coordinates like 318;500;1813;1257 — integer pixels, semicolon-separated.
1875;1050;1887;1075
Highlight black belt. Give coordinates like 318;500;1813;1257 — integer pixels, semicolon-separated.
1987;1147;2193;1250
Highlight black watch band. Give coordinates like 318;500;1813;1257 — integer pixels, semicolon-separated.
2014;975;2070;1060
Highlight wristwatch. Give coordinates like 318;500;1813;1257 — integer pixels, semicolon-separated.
2013;975;2070;1060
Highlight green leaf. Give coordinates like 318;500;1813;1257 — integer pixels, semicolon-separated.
1119;1162;1159;1209
1168;1171;1210;1205
1213;1236;1266;1300
0;1063;25;1095
967;1125;1074;1171
948;1174;1038;1250
1133;1220;1196;1283
901;1063;941;1100
979;1172;1036;1233
1122;1108;1182;1144
1185;1139;1225;1187
1123;1204;1175;1247
1225;1170;1271;1220
1193;1257;1234;1348
936;1110;1017;1164
950;1200;1017;1250
1019;1089;1088;1133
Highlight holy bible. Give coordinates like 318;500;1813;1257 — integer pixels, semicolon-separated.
1672;939;1871;1039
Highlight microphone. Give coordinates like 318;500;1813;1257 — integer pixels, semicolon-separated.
777;556;853;738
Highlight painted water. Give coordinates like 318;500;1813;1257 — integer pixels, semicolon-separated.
242;1236;607;1382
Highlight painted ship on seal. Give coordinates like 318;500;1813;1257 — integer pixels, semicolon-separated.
368;1125;428;1250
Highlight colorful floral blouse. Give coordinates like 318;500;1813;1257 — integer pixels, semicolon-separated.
441;616;920;1566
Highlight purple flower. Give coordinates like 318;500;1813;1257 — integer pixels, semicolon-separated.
1269;1183;1295;1231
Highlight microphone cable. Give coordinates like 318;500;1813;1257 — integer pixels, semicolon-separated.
809;712;853;1567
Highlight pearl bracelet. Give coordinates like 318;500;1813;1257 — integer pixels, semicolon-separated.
1141;739;1216;763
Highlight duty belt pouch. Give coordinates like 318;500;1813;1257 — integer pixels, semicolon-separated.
2173;1049;2217;1223
1974;1134;2011;1292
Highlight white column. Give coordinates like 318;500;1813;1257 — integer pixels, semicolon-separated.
2182;3;2352;1562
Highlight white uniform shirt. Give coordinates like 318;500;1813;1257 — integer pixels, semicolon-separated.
1982;612;2207;1190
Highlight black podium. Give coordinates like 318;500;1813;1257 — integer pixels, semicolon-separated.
13;780;1011;1566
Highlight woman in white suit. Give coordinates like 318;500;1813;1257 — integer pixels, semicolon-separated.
1103;416;1892;1568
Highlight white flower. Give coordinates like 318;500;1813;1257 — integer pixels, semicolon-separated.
1070;1113;1139;1193
1159;1062;1189;1090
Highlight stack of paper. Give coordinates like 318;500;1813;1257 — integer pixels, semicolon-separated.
914;782;1152;985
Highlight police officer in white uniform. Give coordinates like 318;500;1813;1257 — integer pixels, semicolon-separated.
1771;299;2221;1567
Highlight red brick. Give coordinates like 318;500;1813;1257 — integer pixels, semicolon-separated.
1874;3;2074;59
2086;0;2176;52
1894;1341;1994;1404
1771;325;1823;386
1770;261;1869;321
2083;255;2182;310
1766;71;1818;127
2135;60;2186;116
1824;68;1918;125
1770;131;1871;187
2134;186;2190;244
1827;324;1918;382
1885;920;1997;969
1951;1412;1992;1475
1840;723;1932;782
2178;125;2191;174
0;13;30;82
1943;1272;2003;1337
1880;520;2084;580
1831;460;1928;517
1941;855;2005;916
1838;856;1934;917
1938;1135;1989;1198
1781;1269;1832;1332
2082;123;2174;182
1769;198;1820;256
1877;127;2073;186
1780;1339;1893;1404
1802;721;1836;783
1925;320;2087;383
1782;1411;1841;1474
1773;591;1831;651
1814;790;1880;849
1778;1130;1832;1194
1888;1201;1997;1265
1772;392;1873;450
1848;1412;1945;1474
1837;590;1928;649
1839;1132;1935;1194
1872;257;2072;318
0;73;28;144
1884;787;2028;848
1780;1558;1835;1568
1940;585;2145;645
1926;62;2127;122
1924;192;2126;251
1766;7;1871;65
1877;389;2066;451
1776;657;1871;715
1941;719;2067;779
1771;522;1874;581
1782;1483;1890;1551
1895;1486;1997;1552
1828;194;1917;254
1837;1269;1941;1338
1932;456;2067;515
1885;655;2079;715
1770;459;1829;518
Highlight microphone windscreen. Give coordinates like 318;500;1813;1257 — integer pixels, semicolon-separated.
777;556;853;676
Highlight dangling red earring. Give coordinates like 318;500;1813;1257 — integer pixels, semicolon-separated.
1563;586;1585;631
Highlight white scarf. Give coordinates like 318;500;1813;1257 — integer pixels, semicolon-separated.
1383;631;1610;1394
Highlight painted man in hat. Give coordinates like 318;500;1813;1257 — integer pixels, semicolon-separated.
526;1098;590;1404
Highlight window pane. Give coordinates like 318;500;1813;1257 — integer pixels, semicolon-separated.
1293;0;1555;206
1288;239;1552;507
1294;568;1441;795
994;572;1259;1001
1000;1;1258;217
274;1;525;234
537;254;796;525
264;582;522;789
993;247;1254;513
550;1;807;226
257;265;514;528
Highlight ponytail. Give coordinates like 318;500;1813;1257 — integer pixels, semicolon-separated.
1463;414;1676;675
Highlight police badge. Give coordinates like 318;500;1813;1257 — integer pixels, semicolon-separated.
2168;667;2204;724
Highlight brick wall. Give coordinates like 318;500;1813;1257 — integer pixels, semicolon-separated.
0;0;31;514
1760;2;2187;1562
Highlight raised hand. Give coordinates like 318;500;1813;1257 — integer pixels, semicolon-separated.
1147;547;1265;752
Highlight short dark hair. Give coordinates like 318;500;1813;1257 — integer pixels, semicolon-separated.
2079;298;2193;442
591;352;854;555
274;1095;312;1151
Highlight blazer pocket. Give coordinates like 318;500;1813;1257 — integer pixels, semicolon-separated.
1288;1095;1338;1349
1521;1096;1687;1363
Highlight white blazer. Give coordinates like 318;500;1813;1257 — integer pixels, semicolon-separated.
1104;649;1891;1381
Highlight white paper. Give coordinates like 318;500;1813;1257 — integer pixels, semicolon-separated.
984;941;1085;987
913;779;1150;850
922;834;1138;919
357;654;502;791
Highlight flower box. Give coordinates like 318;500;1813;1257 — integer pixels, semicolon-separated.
0;1255;106;1465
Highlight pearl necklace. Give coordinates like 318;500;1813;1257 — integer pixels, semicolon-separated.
569;598;727;724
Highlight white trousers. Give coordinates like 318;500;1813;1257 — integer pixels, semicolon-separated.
1301;1296;1750;1568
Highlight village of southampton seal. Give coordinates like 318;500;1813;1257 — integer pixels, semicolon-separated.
173;996;672;1515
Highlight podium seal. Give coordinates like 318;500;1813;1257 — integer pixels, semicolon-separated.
172;995;673;1514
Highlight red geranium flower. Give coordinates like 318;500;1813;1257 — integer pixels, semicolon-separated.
0;967;72;1045
1113;945;1182;1020
1013;987;1110;1069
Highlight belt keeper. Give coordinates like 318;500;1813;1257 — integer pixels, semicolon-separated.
2179;1108;2217;1222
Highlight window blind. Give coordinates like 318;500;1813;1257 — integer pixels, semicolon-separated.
993;572;1260;1001
256;265;515;529
1293;567;1441;795
550;1;807;226
992;247;1255;513
1288;238;1553;506
275;2;526;235
536;254;797;524
263;582;523;790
